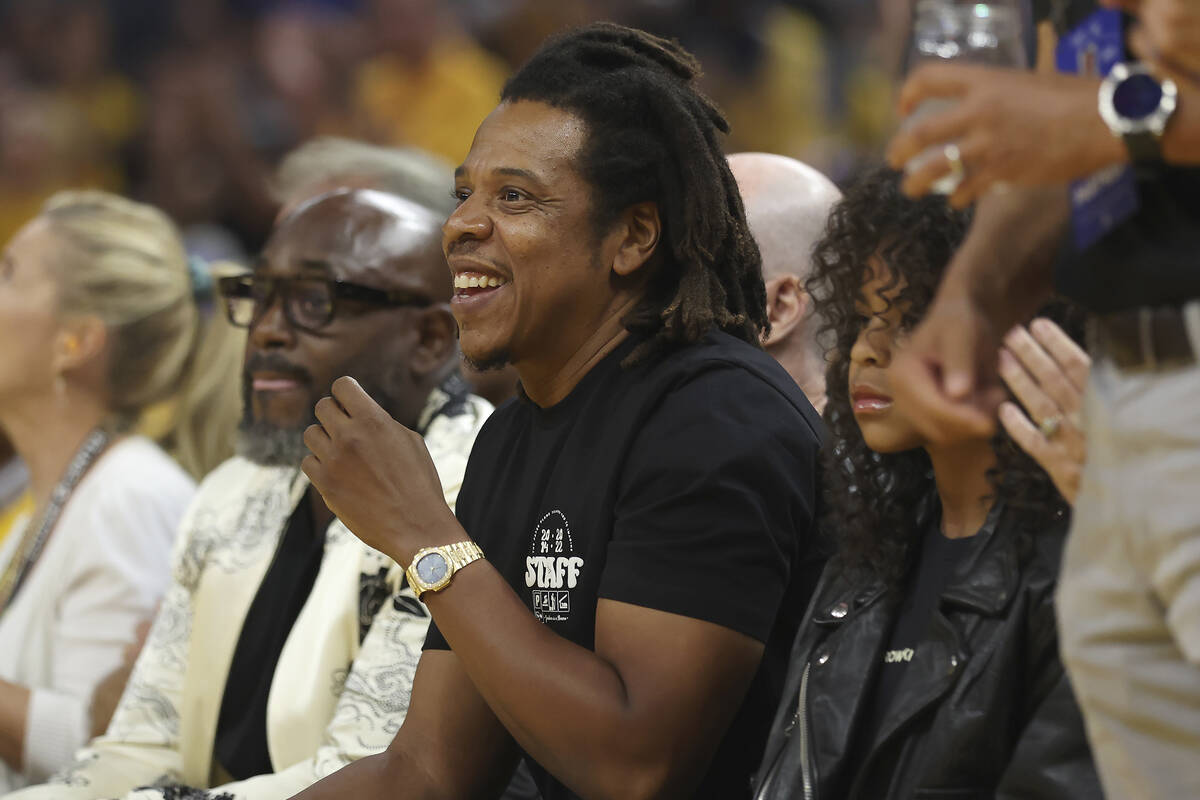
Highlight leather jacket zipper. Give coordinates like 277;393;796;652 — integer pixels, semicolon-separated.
798;661;814;800
753;659;816;800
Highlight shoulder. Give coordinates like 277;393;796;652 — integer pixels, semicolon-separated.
424;393;493;458
638;331;823;448
808;555;875;613
995;512;1071;645
459;392;523;451
53;439;194;569
193;454;291;500
77;437;196;518
1016;513;1071;597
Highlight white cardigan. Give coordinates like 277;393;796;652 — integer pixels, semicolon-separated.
4;392;491;800
0;437;193;793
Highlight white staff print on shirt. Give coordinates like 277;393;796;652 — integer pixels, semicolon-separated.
525;509;585;623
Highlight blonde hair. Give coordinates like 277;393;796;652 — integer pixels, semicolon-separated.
41;190;244;479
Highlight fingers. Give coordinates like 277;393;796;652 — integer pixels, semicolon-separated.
892;351;997;443
897;64;974;118
944;133;1005;208
997;328;1087;465
938;321;988;401
314;395;348;435
898;145;957;198
1002;327;1081;417
998;400;1082;504
330;375;378;418
303;422;332;461
1029;317;1091;392
998;347;1060;426
301;453;325;487
888;103;975;169
999;400;1052;463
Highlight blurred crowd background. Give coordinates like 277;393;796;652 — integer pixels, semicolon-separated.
0;0;910;260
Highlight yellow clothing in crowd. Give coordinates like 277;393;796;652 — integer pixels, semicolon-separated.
0;493;33;550
353;36;508;164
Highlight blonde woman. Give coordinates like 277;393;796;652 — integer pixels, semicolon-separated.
0;191;233;792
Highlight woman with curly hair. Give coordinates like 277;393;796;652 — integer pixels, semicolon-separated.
752;167;1101;800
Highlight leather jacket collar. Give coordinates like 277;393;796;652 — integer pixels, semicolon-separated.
755;500;1025;800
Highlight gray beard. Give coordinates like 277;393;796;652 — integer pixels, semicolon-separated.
236;420;311;467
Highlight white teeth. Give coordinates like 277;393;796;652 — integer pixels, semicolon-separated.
454;273;507;290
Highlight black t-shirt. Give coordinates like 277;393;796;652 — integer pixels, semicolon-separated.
861;516;975;742
1033;0;1200;312
424;330;825;800
215;496;326;780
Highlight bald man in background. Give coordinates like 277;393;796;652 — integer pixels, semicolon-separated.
729;153;841;414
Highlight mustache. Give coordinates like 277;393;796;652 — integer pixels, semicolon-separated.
243;352;313;385
445;238;503;263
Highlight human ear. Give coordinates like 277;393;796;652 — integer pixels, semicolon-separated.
610;202;661;278
762;275;810;347
54;315;108;375
408;306;460;378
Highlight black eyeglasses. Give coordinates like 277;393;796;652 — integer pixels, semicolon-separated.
217;274;432;332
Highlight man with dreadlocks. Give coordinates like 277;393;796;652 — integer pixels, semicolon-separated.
292;23;823;800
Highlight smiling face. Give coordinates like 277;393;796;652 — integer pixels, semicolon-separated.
846;259;926;454
444;100;634;374
240;190;452;464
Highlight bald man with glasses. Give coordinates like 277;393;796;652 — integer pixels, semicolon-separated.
4;188;494;800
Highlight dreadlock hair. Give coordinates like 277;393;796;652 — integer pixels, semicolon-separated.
807;166;1074;590
501;22;766;366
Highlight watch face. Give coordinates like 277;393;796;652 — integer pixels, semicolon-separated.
1113;72;1163;120
415;552;449;586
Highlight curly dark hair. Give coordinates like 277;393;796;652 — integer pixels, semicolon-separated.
807;166;1071;589
501;22;766;366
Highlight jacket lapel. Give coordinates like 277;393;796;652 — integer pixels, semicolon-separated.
265;520;365;771
861;608;965;763
805;582;891;788
857;504;1019;772
178;469;307;785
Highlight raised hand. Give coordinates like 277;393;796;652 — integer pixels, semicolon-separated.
997;319;1091;504
302;376;464;565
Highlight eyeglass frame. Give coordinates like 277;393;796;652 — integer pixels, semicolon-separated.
217;273;434;332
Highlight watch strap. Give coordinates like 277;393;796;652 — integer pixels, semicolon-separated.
445;541;484;571
1123;129;1162;163
406;540;484;598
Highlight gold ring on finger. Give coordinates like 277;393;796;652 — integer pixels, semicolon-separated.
1039;415;1062;440
944;143;965;182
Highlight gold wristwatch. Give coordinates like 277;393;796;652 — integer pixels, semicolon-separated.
406;541;484;598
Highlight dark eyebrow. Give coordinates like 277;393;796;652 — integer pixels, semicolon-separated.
454;164;548;189
496;167;546;188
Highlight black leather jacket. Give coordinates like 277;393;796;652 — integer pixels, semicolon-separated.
752;505;1102;800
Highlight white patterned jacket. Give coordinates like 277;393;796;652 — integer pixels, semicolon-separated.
3;390;492;800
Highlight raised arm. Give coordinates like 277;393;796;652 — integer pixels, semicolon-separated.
883;185;1069;445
